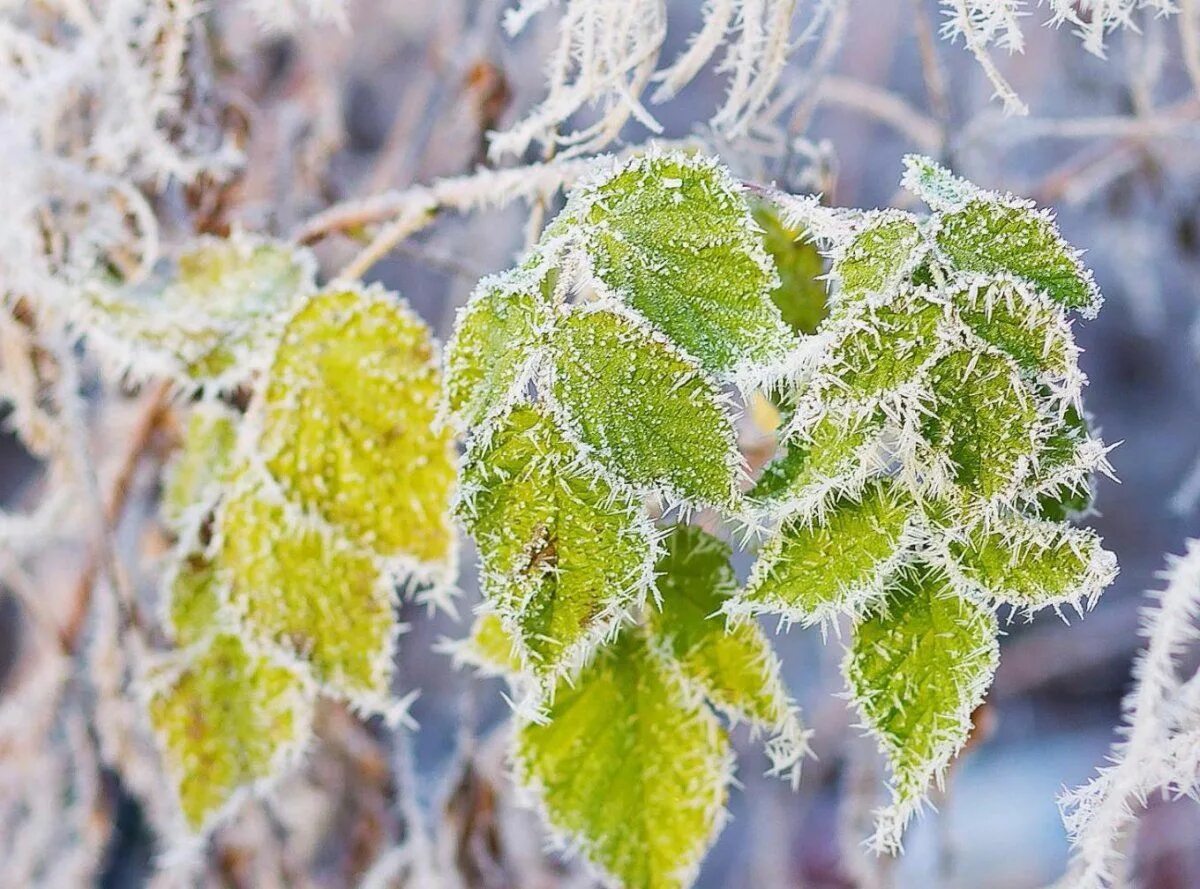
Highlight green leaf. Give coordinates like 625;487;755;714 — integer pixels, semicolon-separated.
83;235;315;388
161;402;239;531
548;306;741;507
1025;402;1104;519
164;551;224;648
648;524;808;784
900;154;980;213
444;267;548;429
454;611;526;677
754;207;829;335
832;212;923;305
515;629;731;889
936;201;1099;316
846;563;998;852
955;279;1074;379
733;480;912;626
258;286;456;568
218;472;396;705
937;514;1117;611
749;407;884;513
458;404;656;679
920;348;1038;501
571;151;795;379
819;292;944;401
149;633;312;832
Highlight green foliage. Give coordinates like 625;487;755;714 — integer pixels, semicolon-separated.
515;629;731;889
753;207;829;335
565;152;796;379
549;308;740;507
148;633;312;833
845;565;998;852
741;155;1117;850
150;275;454;834
458;403;656;680
82;234;316;389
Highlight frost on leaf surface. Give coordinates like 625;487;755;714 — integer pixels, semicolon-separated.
832;214;923;305
458;404;655;679
444;268;547;430
648;525;807;784
515;628;730;889
920;348;1038;501
165;552;224;649
149;633;312;833
548;307;740;508
750;408;884;513
818;295;943;401
83;235;315;389
570;153;794;379
937;514;1116;611
735;481;911;626
219;475;395;704
457;612;525;677
161;402;239;532
955;280;1073;379
846;564;998;852
259;286;456;567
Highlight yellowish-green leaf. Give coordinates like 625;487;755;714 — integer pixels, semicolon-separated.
164;551;224;648
515;628;731;889
955;280;1073;379
149;633;312;832
83;235;315;388
920;348;1038;500
444;267;547;429
549;307;741;507
259;286;456;567
832;212;923;304
458;404;655;679
939;513;1117;610
572;152;795;379
454;611;525;677
648;524;808;784
734;480;912;626
162;402;239;531
219;474;395;704
846;563;998;852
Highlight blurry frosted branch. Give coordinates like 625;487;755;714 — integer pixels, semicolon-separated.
1059;540;1200;889
491;0;843;158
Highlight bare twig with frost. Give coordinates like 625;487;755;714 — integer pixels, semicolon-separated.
1060;540;1200;888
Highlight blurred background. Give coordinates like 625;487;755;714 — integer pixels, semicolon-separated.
2;1;1200;886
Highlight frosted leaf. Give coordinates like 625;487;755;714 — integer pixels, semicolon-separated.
935;198;1100;317
458;404;656;680
444;267;548;430
648;525;808;785
454;611;526;678
548;306;741;508
161;402;239;532
514;628;731;889
750;407;885;515
258;286;456;568
218;473;396;706
148;633;312;833
818;293;944;402
570;152;795;381
936;513;1117;611
955;279;1075;380
1028;404;1103;520
733;480;913;627
901;154;983;213
845;563;998;852
82;235;316;389
920;348;1038;501
164;551;224;649
754;207;829;335
831;212;924;305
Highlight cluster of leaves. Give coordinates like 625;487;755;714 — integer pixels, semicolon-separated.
445;151;810;888
94;240;456;834
448;149;1117;883
731;155;1119;850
